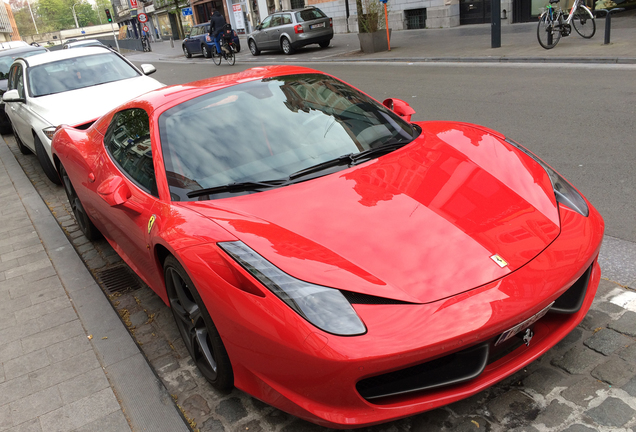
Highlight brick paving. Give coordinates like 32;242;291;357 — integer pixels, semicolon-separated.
3;132;636;431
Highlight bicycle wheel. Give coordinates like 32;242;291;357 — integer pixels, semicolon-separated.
212;46;222;66
225;48;235;66
537;13;561;49
572;6;596;38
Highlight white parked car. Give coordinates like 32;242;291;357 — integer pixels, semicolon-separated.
3;46;163;184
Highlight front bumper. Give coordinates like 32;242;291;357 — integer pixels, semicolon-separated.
185;202;604;429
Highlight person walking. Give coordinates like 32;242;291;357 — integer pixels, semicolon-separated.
209;8;228;55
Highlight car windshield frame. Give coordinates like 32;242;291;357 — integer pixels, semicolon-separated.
159;73;419;202
27;52;141;97
0;49;47;80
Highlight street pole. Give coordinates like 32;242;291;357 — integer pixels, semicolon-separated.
491;0;501;48
72;3;80;28
26;0;39;34
110;21;121;52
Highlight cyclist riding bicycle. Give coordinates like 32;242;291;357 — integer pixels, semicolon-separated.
208;8;228;55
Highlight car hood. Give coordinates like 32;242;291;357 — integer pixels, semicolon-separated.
188;121;561;304
27;76;163;127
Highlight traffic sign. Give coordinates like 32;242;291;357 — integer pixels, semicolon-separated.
182;7;193;16
143;25;149;32
138;13;148;23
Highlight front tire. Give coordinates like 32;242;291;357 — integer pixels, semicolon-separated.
183;45;192;58
59;163;100;240
212;46;222;65
281;37;294;55
34;135;61;184
249;39;260;56
164;255;234;391
202;44;212;58
572;6;596;38
537;13;561;49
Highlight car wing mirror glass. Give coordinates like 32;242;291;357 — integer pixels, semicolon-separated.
140;64;157;76
3;89;25;103
383;98;415;122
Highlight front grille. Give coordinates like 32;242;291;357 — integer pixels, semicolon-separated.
356;264;593;402
550;264;592;314
356;343;489;400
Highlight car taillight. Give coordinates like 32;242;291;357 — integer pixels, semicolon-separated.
206;35;211;42
294;24;303;34
330;18;333;27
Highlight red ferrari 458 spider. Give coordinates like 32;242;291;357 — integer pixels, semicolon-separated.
51;66;604;429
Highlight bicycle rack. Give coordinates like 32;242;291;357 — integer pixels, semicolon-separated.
594;7;625;44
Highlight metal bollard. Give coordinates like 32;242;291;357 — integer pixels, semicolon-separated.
595;7;625;44
170;37;174;48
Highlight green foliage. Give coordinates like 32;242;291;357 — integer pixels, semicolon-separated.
12;0;99;35
357;0;388;33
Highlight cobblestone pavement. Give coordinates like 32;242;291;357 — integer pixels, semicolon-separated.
4;133;636;432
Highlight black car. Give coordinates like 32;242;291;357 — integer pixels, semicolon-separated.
182;23;241;58
0;45;48;134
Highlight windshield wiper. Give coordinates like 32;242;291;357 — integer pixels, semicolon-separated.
350;140;409;165
186;179;288;198
288;153;355;180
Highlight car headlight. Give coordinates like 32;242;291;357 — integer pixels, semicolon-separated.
219;241;367;336
506;138;588;217
42;126;57;141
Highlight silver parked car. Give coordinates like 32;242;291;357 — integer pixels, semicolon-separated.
248;6;333;55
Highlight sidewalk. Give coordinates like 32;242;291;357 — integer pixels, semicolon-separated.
0;137;190;432
129;8;636;64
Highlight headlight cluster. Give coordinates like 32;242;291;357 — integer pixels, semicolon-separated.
506;138;588;217
219;241;367;336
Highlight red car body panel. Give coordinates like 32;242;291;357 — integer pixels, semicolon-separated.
51;65;605;429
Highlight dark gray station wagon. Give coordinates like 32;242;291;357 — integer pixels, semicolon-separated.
247;7;333;55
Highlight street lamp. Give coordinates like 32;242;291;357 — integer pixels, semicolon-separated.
26;0;39;34
71;3;80;28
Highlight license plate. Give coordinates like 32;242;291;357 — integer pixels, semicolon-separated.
310;22;325;29
495;302;554;346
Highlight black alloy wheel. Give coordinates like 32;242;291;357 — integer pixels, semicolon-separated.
59;163;100;241
164;255;233;391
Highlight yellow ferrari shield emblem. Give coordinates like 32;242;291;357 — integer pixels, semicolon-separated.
147;215;156;234
490;254;508;268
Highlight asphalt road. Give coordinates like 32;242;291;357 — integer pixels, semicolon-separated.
141;61;636;243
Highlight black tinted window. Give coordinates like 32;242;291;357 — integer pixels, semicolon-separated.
296;9;326;22
104;109;157;195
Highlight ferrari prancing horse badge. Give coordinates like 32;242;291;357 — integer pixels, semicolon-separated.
148;215;157;234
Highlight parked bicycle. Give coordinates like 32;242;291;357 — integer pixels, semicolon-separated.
212;24;236;66
141;35;152;52
537;0;596;49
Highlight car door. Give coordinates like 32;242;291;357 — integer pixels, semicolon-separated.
184;27;197;52
265;15;283;49
5;62;34;151
255;15;273;49
91;108;160;279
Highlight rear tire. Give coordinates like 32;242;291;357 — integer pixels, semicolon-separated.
59;163;100;241
183;45;192;58
164;255;234;391
34;135;61;184
281;37;294;55
319;40;330;48
249;39;260;56
225;49;235;66
13;126;31;155
572;6;596;38
537;13;561;49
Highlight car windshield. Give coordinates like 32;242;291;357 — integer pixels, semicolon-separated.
0;49;47;80
159;73;418;201
27;53;139;97
296;9;326;22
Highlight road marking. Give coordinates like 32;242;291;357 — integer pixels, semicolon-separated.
609;290;636;311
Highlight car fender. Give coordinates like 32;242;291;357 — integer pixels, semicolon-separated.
278;32;294;46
